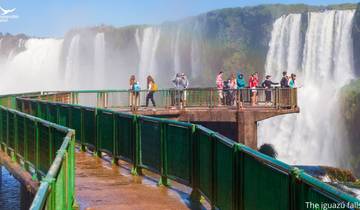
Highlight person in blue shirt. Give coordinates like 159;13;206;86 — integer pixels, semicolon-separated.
236;73;246;106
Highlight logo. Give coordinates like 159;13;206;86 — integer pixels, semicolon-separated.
0;6;18;22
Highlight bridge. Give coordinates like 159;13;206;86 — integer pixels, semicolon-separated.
0;89;358;210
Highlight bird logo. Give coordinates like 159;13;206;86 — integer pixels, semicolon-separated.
0;6;16;16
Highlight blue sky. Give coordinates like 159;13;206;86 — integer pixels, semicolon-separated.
0;0;358;37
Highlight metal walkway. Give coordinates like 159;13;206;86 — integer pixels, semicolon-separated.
75;150;191;210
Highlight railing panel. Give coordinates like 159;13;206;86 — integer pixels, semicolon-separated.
196;126;214;201
0;109;6;147
25;118;36;167
97;110;115;154
213;134;236;210
83;107;96;148
116;113;134;162
17;114;25;159
138;116;161;173
242;149;291;210
165;122;193;184
58;104;70;127
47;102;58;124
8;111;15;151
38;122;51;175
70;106;82;142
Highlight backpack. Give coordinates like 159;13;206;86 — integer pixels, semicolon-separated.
133;83;141;92
152;83;158;92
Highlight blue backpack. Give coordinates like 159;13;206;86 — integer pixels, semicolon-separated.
133;83;141;92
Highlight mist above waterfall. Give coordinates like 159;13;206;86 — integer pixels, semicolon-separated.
259;10;356;168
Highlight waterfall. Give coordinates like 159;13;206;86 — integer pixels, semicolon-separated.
173;27;181;75
0;38;63;94
265;14;302;78
94;33;106;88
137;27;161;88
64;35;80;89
191;21;202;79
260;10;356;167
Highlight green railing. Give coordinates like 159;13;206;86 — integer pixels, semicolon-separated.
0;103;75;209
16;96;359;210
25;88;298;110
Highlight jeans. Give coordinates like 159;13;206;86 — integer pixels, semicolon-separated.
146;91;156;107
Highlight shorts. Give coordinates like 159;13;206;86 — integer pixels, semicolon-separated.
218;90;223;99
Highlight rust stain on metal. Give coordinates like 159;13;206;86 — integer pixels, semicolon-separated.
75;151;191;210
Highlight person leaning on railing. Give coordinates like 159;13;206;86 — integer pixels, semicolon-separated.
262;75;279;106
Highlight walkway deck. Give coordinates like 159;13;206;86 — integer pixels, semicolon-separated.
75;149;191;210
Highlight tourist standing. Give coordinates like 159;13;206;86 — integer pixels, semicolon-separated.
289;73;296;88
237;73;246;107
146;75;157;108
280;71;290;88
262;75;278;105
129;75;140;110
249;72;259;105
172;73;188;108
229;73;237;106
180;73;189;107
216;71;224;106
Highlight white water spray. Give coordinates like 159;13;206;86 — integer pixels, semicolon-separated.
260;10;356;167
0;39;63;94
64;34;80;89
137;27;161;88
94;33;106;88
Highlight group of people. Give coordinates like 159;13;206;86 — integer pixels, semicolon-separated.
216;70;296;106
128;70;296;110
128;73;189;110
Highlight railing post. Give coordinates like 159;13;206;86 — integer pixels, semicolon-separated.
33;121;39;181
13;113;18;162
24;118;29;171
190;125;201;206
94;109;101;157
158;121;170;186
131;115;142;176
112;113;118;165
80;108;85;152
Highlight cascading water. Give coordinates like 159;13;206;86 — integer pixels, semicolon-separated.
191;21;202;79
137;27;161;88
64;34;80;89
259;10;356;167
94;33;106;88
0;38;63;94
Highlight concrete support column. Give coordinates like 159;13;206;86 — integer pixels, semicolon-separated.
237;111;258;149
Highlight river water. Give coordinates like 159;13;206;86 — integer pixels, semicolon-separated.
0;166;33;210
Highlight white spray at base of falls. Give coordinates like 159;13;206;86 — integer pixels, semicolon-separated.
259;10;356;167
94;33;106;89
0;38;63;94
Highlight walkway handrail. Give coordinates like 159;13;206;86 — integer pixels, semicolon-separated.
24;87;298;110
14;94;360;210
0;101;75;209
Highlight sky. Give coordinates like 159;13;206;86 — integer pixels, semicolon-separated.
0;0;358;37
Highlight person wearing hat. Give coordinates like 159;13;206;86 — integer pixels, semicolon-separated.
262;75;279;105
